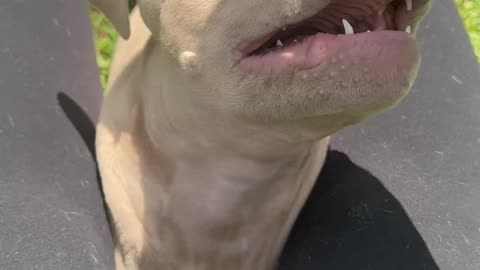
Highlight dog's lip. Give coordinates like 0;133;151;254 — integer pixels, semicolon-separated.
233;0;429;74
234;0;391;60
235;31;417;75
235;31;279;61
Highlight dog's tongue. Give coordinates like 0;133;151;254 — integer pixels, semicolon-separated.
237;30;417;77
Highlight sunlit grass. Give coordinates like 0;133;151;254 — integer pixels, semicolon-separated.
89;8;118;89
455;0;480;62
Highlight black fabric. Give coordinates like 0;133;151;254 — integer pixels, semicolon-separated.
0;1;114;269
1;0;479;270
281;1;480;269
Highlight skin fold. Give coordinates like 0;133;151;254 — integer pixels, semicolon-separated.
89;0;431;269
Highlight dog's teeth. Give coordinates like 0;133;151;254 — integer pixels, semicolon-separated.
405;25;411;34
367;30;371;32
282;26;287;31
406;0;412;11
276;40;284;47
342;19;354;35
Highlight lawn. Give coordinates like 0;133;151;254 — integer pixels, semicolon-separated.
90;1;480;88
456;0;480;60
89;9;118;89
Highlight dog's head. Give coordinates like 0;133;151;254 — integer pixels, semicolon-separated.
91;0;430;145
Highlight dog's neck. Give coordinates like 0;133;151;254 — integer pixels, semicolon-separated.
103;40;330;267
136;113;327;267
129;72;329;267
140;79;320;212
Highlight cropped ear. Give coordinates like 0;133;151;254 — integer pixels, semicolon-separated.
137;0;165;39
89;0;131;39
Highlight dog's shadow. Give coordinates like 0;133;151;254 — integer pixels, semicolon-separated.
57;92;439;270
279;150;440;270
57;92;113;229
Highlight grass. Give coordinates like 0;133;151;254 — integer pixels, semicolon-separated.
89;2;480;88
456;0;480;61
89;9;118;89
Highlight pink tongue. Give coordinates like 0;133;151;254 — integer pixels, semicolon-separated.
237;31;416;75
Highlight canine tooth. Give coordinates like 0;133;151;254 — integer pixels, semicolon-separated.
342;19;354;35
406;0;412;11
276;40;284;47
405;25;411;34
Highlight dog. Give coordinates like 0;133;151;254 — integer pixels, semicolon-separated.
89;0;431;269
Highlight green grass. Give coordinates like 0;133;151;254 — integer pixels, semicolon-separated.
89;8;118;89
456;0;480;61
89;3;480;88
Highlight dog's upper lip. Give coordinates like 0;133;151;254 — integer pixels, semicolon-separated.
235;31;278;61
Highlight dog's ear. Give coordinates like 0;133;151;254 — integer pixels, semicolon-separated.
89;0;131;39
136;0;165;39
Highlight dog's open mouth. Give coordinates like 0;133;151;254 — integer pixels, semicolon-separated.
237;0;428;74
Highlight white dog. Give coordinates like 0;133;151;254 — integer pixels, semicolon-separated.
90;0;431;269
